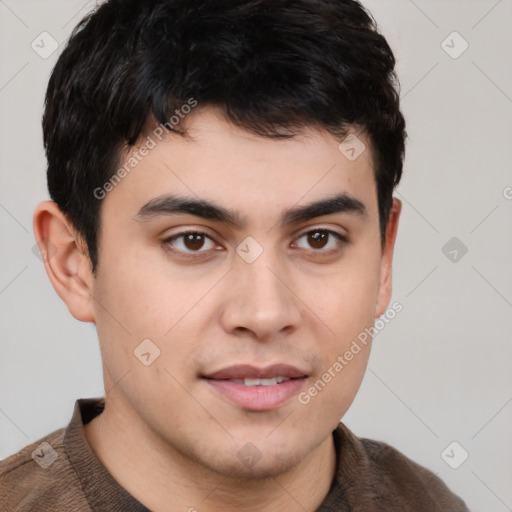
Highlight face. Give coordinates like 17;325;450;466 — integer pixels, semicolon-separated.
89;107;397;478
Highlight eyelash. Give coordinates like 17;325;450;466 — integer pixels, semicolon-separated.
162;228;348;260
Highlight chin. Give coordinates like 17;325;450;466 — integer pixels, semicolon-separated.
175;430;306;481
206;450;305;481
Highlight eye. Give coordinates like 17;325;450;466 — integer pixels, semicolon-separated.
163;230;218;256
293;229;347;252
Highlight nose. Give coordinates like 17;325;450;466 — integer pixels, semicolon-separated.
219;249;302;341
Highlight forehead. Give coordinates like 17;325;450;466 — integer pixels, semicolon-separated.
101;107;378;227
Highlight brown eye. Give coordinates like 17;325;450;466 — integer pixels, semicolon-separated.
294;229;346;252
183;233;206;250
164;231;217;255
308;231;329;249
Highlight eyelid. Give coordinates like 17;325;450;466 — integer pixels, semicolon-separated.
161;228;220;259
162;226;218;244
165;227;215;239
291;227;349;255
294;225;349;242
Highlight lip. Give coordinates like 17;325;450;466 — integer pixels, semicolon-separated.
204;364;308;380
203;364;308;411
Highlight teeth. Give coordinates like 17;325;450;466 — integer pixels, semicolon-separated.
260;378;277;386
228;377;292;386
244;378;264;386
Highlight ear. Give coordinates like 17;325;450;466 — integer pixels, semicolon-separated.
33;200;95;323
375;198;402;318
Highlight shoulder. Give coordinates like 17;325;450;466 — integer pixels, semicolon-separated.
0;428;87;512
361;436;467;507
332;424;469;511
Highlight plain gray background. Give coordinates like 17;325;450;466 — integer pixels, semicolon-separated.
1;1;511;510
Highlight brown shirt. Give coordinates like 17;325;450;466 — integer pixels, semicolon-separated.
0;398;468;511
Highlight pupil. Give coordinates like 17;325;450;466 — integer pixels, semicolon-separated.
184;233;204;250
309;231;327;249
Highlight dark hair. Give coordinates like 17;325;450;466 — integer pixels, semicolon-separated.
43;0;406;273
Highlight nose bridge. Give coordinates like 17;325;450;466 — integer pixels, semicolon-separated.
222;241;301;338
244;254;286;306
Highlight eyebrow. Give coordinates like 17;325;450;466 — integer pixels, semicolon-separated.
134;192;367;228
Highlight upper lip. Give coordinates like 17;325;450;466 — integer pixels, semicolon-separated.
204;364;308;380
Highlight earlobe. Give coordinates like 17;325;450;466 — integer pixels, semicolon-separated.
33;200;95;323
375;198;402;318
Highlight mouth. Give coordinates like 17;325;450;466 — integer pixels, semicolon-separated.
202;364;309;411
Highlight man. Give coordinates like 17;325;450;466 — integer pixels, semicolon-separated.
0;0;468;510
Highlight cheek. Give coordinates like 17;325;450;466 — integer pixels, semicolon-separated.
92;251;217;379
95;240;180;331
299;311;374;428
307;256;381;339
300;251;380;401
296;341;371;435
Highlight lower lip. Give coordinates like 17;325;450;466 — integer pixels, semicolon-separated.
205;378;307;411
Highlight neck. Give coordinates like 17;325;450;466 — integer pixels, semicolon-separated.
84;398;337;512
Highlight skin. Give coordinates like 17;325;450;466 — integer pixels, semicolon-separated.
33;106;401;512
